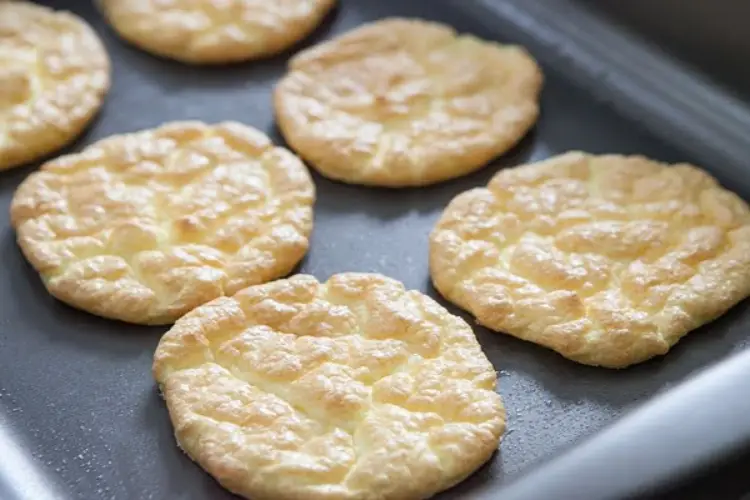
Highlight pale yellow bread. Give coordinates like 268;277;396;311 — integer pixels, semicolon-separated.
99;0;337;65
0;1;110;171
430;152;750;368
153;273;505;500
274;18;542;187
10;121;315;325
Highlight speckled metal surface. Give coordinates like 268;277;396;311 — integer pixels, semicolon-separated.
1;1;749;499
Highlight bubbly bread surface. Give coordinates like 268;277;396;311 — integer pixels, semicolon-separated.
153;273;505;500
0;1;110;171
11;121;314;325
430;152;750;368
275;18;542;187
99;0;337;64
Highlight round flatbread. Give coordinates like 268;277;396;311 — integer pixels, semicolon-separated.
153;273;505;500
99;0;337;65
430;152;750;368
0;1;110;171
274;18;542;187
10;121;315;325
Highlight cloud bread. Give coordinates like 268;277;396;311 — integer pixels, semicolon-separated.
10;121;314;325
0;1;110;171
99;0;337;65
430;152;750;368
153;273;505;500
274;18;543;187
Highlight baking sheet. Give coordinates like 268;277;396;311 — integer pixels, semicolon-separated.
2;1;750;499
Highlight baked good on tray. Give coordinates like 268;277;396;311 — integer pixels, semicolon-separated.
430;151;750;368
275;17;543;187
153;273;505;500
0;1;110;171
10;121;315;325
99;0;337;64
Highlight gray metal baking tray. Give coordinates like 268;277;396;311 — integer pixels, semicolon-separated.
2;1;750;499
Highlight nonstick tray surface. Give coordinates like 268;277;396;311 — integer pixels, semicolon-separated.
2;1;750;499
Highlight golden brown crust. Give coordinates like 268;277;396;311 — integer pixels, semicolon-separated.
10;121;315;325
153;273;505;500
0;1;110;171
430;152;750;368
99;0;337;65
274;18;543;187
